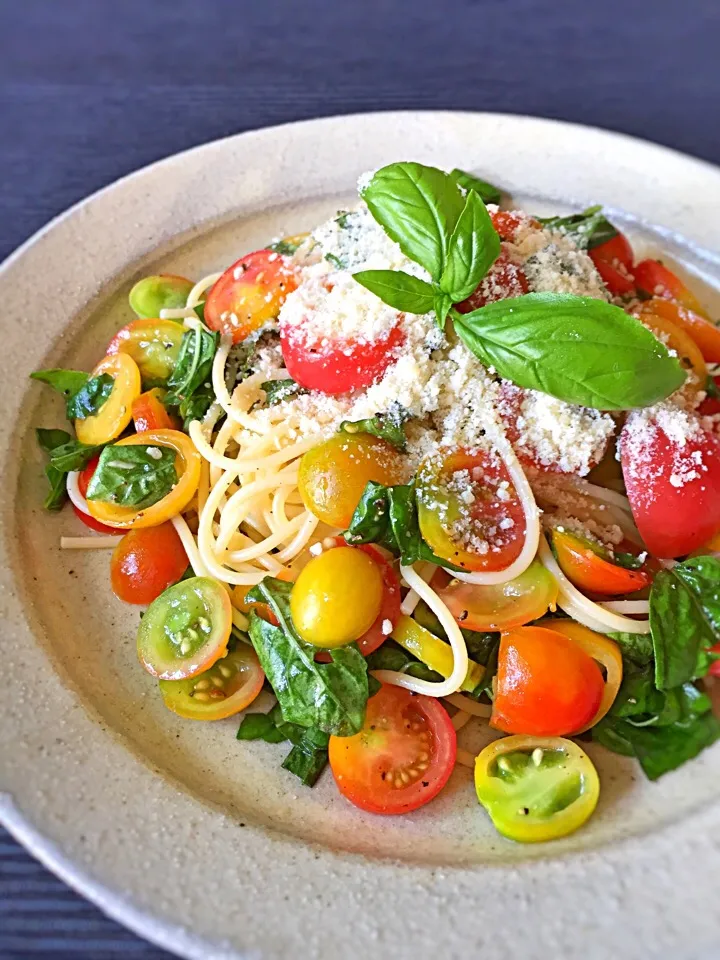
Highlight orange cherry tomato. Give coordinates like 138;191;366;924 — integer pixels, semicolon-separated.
550;528;652;596
110;522;188;605
416;448;526;572
635;298;720;365
637;311;706;404
491;626;604;737
74;352;141;446
205;249;298;343
131;388;177;432
328;683;456;815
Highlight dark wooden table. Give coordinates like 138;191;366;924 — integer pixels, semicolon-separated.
1;0;718;955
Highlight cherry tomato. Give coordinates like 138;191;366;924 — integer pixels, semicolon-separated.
328;683;456;815
433;560;558;631
588;231;636;298
77;457;98;499
475;736;599;843
290;547;384;648
639;311;706;404
455;248;529;312
620;412;720;558
590;232;634;271
416;448;526;572
590;254;636;297
159;644;264;720
110;522;188;605
205;250;298;343
137;576;232;680
491;626;604;737
72;456;117;533
635;298;720;364
355;545;401;656
550;528;652;596
131;388;177;432
298;433;406;529
75;353;141;446
106;319;185;386
390;613;484;693
700;376;720;417
633;259;711;318
129;274;194;319
489;211;539;241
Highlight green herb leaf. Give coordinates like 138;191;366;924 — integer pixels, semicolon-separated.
440;190;500;302
245;579;369;737
281;727;330;786
236;712;282;742
706;375;719;400
450;168;502;205
325;252;346;270
361;162;465;280
164;326;218;410
260;378;307;406
339;404;409;450
269;237;304;255
650;556;720;689
608;631;654;667
31;368;89;400
36;427;72;453
434;290;453;327
353;269;436;314
452;292;686;410
36;429;102;511
86;444;177;509
66;373;115;420
538;206;619;250
366;640;444;683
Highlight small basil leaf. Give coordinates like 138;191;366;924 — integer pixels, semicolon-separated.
269;237;304;255
236;713;280;741
353;269;436;315
440;190;500;302
325;252;346;270
706;375;719;399
36;427;72;454
281;727;330;786
450;168;502;205
86;444;177;509
66;373;115;421
164;326;218;408
44;465;68;511
30;369;89;399
339;405;409;451
361;162;465;280
538;206;619;251
47;440;103;473
452;292;686;410
434;290;453;327
260;378;307;406
36;429;102;510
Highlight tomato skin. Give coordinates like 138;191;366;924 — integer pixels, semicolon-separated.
106;319;185;386
636;298;720;365
75;353;142;446
129;274;194;319
355;545;401;656
633;259;710;318
72;456;118;534
131;389;177;432
590;232;634;271
620;413;720;558
455;248;529;312
328;683;456;815
489;211;539;242
550;528;652;596
590;254;636;297
491;626;604;737
159;644;264;721
205;250;298;343
110;522;188;605
699;376;720;417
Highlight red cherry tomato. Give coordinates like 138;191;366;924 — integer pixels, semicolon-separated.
550;528;652;596
620;412;720;558
590;232;634;271
74;456;117;533
590;253;636;297
131;389;177;432
699;376;720;417
110;522;188;605
455;248;529;313
633;259;711;318
281;321;404;395
709;645;720;678
491;626;604;737
205;250;298;343
328;683;457;814
489;211;539;242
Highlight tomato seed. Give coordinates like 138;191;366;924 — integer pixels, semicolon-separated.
194;679;211;691
210;676;224;688
218;664;234;679
193;692;211;702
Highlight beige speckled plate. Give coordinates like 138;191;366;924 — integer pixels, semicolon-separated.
2;112;720;960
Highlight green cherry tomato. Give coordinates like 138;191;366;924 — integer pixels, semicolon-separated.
137;576;232;680
129;274;195;319
159;644;265;720
474;736;600;843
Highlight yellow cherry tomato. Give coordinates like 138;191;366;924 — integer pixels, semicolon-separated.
640;312;707;404
159;644;264;719
543;620;623;733
474;736;600;843
391;614;483;693
85;429;201;529
74;353;141;446
290;547;383;647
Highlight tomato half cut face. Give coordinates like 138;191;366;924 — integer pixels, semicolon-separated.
159;644;264;720
550;528;652;596
416;448;526;572
131;388;178;433
328;683;456;814
137;576;232;680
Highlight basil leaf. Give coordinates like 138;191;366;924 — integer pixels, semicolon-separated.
450;168;502;205
36;427;72;454
245;579;369;737
66;373;114;420
353;269;436;314
366;640;444;683
260;378;307;406
706;375;719;400
339;405;409;450
361;162;465;280
538;206;619;251
440;190;500;302
325;252;346;270
47;439;103;473
31;368;89;400
434;290;453;327
36;429;101;510
164;326;218;407
281;727;329;786
236;713;282;742
452;292;686;410
412;601;498;665
650;556;720;689
86;444;177;509
608;631;654;667
269;237;303;255
44;466;68;511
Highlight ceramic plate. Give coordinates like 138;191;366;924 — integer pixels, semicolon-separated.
2;112;720;960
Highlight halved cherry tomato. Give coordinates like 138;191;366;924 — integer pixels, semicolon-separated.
159;643;264;720
591;255;636;297
590;232;634;271
137;576;232;680
131;388;177;432
390;614;484;693
635;298;720;365
588;231;636;298
110;522;188;605
474;736;599;842
205;249;298;343
455;248;529;312
328;683;456;814
633;259;711;318
638;311;706;404
700;376;720;417
416;448;526;572
433;560;558;631
550;528;652;596
298;433;406;529
489;211;539;241
71;455;117;533
74;352;141;446
106;319;185;387
129;274;194;319
544;620;623;732
85;429;201;529
620;412;720;558
491;626;604;737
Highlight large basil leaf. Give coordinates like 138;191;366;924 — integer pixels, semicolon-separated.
361;162;466;280
352;270;436;314
650;556;720;689
86;444;177;509
65;373;114;420
35;428;102;511
538;206;618;250
245;578;369;737
452;292;685;409
450;168;502;205
164;325;219;419
339;405;409;451
440;189;500;302
607;631;654;667
237;704;329;786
